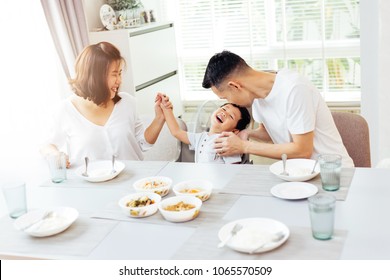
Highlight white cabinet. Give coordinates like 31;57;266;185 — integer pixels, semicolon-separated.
89;22;183;116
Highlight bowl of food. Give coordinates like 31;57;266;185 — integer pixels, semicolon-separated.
172;180;213;201
158;195;202;222
269;158;320;182
133;176;172;197
118;192;161;218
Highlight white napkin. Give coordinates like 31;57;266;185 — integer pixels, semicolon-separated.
231;226;274;249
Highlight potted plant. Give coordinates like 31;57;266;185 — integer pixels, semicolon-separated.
107;0;143;23
107;0;142;11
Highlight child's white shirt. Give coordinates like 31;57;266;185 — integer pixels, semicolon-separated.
187;132;242;164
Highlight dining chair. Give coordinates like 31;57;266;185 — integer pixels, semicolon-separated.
140;115;187;162
331;111;371;167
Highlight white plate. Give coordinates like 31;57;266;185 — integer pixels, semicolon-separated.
269;158;320;182
75;160;125;183
218;218;289;254
14;207;79;237
271;182;318;200
100;4;117;31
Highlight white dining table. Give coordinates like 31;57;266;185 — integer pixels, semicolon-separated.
1;160;390;260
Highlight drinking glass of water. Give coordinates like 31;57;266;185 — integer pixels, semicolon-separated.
308;193;336;240
318;154;342;191
1;180;27;219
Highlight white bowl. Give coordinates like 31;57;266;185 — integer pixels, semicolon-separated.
173;180;213;201
118;192;161;218
158;196;202;223
75;160;125;183
133;176;172;197
269;158;320;182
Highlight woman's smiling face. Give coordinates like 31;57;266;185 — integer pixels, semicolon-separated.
107;60;122;99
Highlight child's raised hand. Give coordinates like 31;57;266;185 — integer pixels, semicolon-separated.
157;92;173;110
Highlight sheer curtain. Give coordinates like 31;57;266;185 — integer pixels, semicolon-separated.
40;0;89;79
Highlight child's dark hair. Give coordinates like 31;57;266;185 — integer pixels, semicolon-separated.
221;103;251;131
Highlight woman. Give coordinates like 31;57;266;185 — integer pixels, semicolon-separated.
41;42;169;166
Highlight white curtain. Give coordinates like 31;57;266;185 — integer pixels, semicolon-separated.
40;0;89;79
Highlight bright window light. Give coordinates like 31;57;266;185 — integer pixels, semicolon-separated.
0;1;67;167
161;0;360;103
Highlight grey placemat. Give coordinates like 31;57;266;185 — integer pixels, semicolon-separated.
90;193;240;228
172;219;348;260
222;165;355;201
39;161;169;190
0;216;117;258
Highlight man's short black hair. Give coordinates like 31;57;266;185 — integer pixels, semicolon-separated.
202;50;248;89
221;103;251;131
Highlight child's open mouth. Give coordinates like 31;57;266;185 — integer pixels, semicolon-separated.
216;115;224;123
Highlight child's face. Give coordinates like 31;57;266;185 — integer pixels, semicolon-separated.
210;104;241;133
107;61;122;99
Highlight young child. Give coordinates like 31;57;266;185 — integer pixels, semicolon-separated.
160;94;251;163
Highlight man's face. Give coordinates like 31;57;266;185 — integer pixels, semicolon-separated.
211;83;253;107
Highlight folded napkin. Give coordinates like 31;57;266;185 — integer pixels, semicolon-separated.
232;227;276;250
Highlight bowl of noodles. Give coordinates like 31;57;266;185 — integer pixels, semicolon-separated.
158;196;202;222
172;180;213;201
133;176;172;197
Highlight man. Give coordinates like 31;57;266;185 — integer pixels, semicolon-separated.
202;50;354;167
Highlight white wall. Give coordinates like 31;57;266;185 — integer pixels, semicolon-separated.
361;0;390;166
83;0;106;31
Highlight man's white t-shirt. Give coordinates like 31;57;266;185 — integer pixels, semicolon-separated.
252;69;354;167
187;132;242;164
45;92;152;165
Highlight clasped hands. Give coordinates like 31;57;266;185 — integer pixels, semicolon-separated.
155;92;173;115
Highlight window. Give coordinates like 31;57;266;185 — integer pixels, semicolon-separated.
161;0;360;103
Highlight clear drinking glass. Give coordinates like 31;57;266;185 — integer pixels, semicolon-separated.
318;154;342;191
308;193;336;240
47;153;67;183
1;181;27;218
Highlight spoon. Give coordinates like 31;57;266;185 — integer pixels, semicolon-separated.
311;158;319;174
111;154;117;174
218;223;243;248
280;153;289;176
82;156;89;177
249;232;286;254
